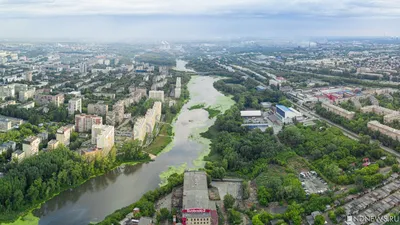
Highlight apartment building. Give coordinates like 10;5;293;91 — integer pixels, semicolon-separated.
133;101;162;144
19;88;36;102
75;114;103;133
68;98;82;115
133;117;147;143
175;77;182;99
88;103;108;116
321;102;355;120
361;105;400;124
149;90;164;102
368;121;400;141
56;125;74;146
91;124;114;156
22;136;40;158
18;101;35;110
0;83;28;100
0;119;12;132
113;100;124;125
34;93;65;107
47;139;60;150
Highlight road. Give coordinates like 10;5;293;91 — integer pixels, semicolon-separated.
290;100;400;159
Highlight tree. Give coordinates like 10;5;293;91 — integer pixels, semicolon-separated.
228;209;242;225
314;215;325;225
223;194;235;210
257;186;270;206
211;167;226;180
392;164;399;173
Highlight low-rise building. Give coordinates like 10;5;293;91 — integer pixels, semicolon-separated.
68;98;82;115
91;124;114;156
275;104;303;123
0;118;12;132
75;114;103;133
12;150;25;162
321;102;355;120
368;121;400;141
18;101;35;109
0;141;16;154
19;88;36;102
23;136;40;157
47;139;60;150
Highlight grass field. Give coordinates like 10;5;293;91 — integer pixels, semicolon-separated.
188;103;205;110
144;124;173;155
3;213;39;225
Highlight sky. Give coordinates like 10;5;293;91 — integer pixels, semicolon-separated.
1;0;400;41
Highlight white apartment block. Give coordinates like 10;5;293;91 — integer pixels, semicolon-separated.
149;90;165;102
75;114;103;133
91;124;114;156
19;88;36;102
68;98;82;115
133;101;162;144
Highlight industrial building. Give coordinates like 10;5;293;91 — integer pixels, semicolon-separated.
88;103;109;116
368;121;400;141
182;171;217;225
75;114;103;133
91;124;115;156
275;104;303;123
68;98;82;115
321;102;355;120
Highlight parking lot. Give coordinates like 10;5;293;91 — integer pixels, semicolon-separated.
300;171;329;195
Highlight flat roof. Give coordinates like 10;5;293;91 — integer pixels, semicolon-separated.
183;171;210;209
240;110;262;117
276;105;291;112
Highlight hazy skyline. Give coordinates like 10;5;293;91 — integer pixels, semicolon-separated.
1;0;400;40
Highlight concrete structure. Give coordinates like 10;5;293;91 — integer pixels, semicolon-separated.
18;101;35;109
384;112;400;124
321;102;355;120
113;100;125;125
133;117;147;143
68;98;82;115
34;93;64;107
19;88;36;102
23;136;40;158
368;121;400;141
175;77;182;99
91;124;114;156
182;171;217;225
106;111;116;126
275;104;303;123
149;90;164;102
0;100;16;108
88;103;109;116
47;139;60;150
26;71;32;82
56;125;74;146
0;84;15;100
75;114;103;133
0;119;12;132
360;105;400;124
12;150;25;162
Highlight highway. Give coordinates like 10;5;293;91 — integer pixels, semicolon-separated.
290;100;400;159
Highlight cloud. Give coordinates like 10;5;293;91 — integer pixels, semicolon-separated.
1;0;400;18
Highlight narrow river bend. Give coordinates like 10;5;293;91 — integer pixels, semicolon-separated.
34;76;234;225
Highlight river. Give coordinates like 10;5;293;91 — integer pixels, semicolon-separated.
34;74;234;225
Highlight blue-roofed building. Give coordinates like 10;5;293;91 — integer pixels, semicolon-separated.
256;85;266;91
275;105;302;124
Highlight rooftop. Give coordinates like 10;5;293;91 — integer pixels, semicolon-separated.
183;171;210;210
240;110;262;117
276;104;291;112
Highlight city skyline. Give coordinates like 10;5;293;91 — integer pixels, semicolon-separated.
1;0;400;40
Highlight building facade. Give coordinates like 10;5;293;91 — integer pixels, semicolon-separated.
56;125;74;146
88;103;109;116
368;121;400;141
23;136;40;158
321;102;355;120
91;124;114;156
47;139;60;150
0;119;12;132
175;77;182;99
149;90;164;102
275;104;302;123
68;98;82;115
75;114;103;133
19;88;36;102
133;101;162;144
34;93;65;107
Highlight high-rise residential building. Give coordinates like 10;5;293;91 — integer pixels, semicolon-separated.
80;63;87;73
0;84;15;100
133;101;162;144
23;136;40;158
113;100;124;125
175;77;182;99
0;119;12;132
149;90;164;102
68;98;82;115
104;59;111;66
47;139;60;150
25;71;32;82
56;125;74;146
133;117;147;143
106;111;116;126
88;103;109;116
91;124;114;156
75;114;103;133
